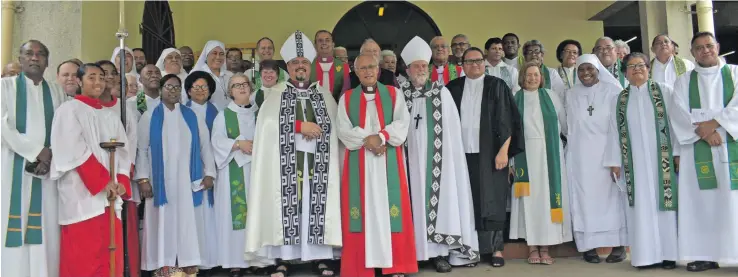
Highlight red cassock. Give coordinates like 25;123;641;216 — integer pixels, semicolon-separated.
59;155;131;277
339;87;418;277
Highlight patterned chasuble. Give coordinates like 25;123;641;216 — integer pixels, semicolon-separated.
6;73;51;247
398;76;480;261
278;83;332;245
616;81;677;210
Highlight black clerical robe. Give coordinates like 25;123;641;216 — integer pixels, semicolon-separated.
446;75;524;231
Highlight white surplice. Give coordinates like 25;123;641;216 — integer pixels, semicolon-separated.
485;60;519;92
545;66;568;105
1;76;66;277
135;104;217;270
406;86;479;265
103;99;140;203
337;86;410;267
509;89;573;246
670;61;738;264
212;102;274;268
503;56;520;70
245;82;342;262
651;56;695;87
565;81;628;252
603;82;679;267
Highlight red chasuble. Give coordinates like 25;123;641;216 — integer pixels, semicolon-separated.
430;63;463;85
340;85;418;277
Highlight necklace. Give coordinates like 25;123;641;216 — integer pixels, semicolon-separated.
586;90;596;116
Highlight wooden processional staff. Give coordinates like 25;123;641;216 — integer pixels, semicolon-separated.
101;139;125;277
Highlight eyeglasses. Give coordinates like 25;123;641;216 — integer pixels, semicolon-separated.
562;50;579;56
192;84;209;91
230;82;250;89
595;46;615;53
463;59;485;65
289;59;311;66
357;64;378;72
525;49;542;56
626;63;647;70
162;84;181;91
451;42;468;48
431;45;448;50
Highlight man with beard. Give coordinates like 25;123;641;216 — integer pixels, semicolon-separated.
246;37;289;89
428;36;464;85
522;40;567;102
227;48;244;74
311;30;350;101
1;39;66;277
449;34;470;66
127;64;163;120
56;59;79;99
246;30;341;277
650;34;694;87
179;46;196;73
593;37;628;88
502;33;523;70
484;37;519;92
398;36;480;272
348;39;397;90
133;48;147;72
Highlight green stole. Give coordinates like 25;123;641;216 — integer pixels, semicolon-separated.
689;66;738;190
224;108;248;230
513;89;564;223
650;56;687;77
253;68;288;89
541;65;552;90
310;59;347;95
558;66;577;89
6;73;53;247
612;60;626;88
136;90;147;114
616;81;677;210
346;84;403;232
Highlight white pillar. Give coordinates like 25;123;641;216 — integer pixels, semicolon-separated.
695;0;715;34
638;0;695;60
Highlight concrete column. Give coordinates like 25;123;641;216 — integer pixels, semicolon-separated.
2;0;16;66
695;0;715;34
639;0;695;60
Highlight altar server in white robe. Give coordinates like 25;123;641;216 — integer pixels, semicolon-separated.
485;37;519;92
603;52;680;269
1;40;66;277
135;74;217;276
398;37;480;272
157;48;189;87
191;40;233;110
509;62;572;265
245;31;341;277
566;54;627;264
522;40;567;103
650;34;695;87
212;74;274;275
669;32;738;272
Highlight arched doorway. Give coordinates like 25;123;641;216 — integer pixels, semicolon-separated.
332;1;441;60
140;0;176;64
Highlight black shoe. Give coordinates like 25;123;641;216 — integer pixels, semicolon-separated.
490;256;505;267
662;260;676;269
432;257;452;273
606;246;627;263
686;261;719;272
199;269;212;277
583;249;601;264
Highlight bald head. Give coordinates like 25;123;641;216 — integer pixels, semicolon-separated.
2;62;21;77
139;64;162;90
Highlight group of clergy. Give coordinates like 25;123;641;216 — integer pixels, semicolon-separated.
2;28;737;277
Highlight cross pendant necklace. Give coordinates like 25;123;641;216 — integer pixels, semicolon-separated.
414;113;423;129
587;105;594;116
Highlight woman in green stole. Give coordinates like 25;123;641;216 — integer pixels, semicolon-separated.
211;74;274;276
509;63;572;265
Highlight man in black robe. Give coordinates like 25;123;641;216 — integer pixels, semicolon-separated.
446;47;524;267
347;38;397;91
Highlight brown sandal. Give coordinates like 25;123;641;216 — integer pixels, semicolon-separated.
528;249;541;264
539;248;555;265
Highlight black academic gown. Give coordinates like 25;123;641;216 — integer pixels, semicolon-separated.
446;75;524;231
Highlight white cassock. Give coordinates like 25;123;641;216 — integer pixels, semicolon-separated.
485;60;519;92
670;61;738;263
603;82;679;267
405;85;479;265
336;86;411;266
188;101;218;269
1;76;66;277
651;56;695;87
503;56;520;70
136;104;217;270
509;89;573;246
565;81;628;252
211;102;274;268
245;82;342;261
103;99;139;203
126;94;160;123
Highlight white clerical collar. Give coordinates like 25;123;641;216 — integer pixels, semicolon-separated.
523;89;538;93
227;101;256;114
485;60;505;68
319;56;334;63
654;56;673;66
466;75;485;82
22;75;45;86
189;101;207;108
629;82;648;90
694;59;725;74
145;93;160;101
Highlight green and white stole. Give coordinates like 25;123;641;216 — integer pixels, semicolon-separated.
689;66;738;190
541;65;553;90
6;73;53;247
486;64;514;90
224;108;247;230
136;90;147;114
345;84;405;233
616;81;677;210
253;68;288;89
513;89;564;223
557;66;577;89
650;56;687;77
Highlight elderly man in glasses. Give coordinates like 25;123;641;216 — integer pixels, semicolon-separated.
593;37;628;88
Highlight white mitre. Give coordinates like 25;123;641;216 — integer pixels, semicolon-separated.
401;36;432;65
280;30;317;63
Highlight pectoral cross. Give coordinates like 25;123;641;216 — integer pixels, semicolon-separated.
414;114;423;129
587;105;595;116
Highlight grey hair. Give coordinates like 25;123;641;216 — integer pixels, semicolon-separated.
452;34;468;42
359;38;379;54
430;36;446;47
592;36;614;52
614;39;630;52
334;46;347;52
381;50;396;58
522;40;545;55
228;72;254;94
353;53;380;68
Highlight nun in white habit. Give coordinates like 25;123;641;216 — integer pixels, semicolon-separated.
192;40;233;110
111;46;139;78
565;54;628;263
156;48;189;88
